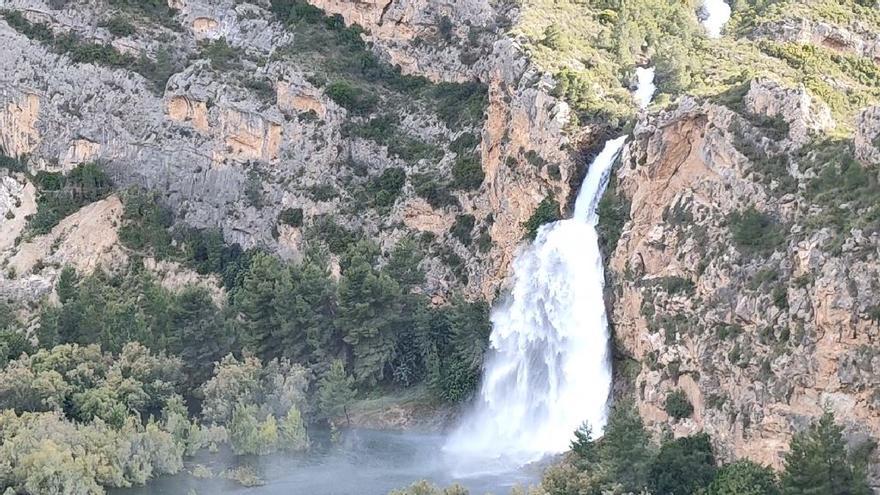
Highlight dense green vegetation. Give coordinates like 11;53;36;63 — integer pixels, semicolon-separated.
513;0;880;133
542;403;872;495
268;0;487;131
17;186;493;402
0;343;312;492
729;206;786;256
664;389;694;419
0;182;494;489
779;410;874;495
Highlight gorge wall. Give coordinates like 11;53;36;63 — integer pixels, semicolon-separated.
1;0;880;485
608;80;880;480
0;0;577;307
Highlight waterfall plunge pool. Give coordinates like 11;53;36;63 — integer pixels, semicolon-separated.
112;429;543;495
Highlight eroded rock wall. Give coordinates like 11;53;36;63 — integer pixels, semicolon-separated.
609;90;880;480
0;0;578;304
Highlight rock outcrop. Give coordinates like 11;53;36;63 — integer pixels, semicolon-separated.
609;94;880;482
0;0;578;303
743;78;834;146
754;16;880;63
855;105;880;166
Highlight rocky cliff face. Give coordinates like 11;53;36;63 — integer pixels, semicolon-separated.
0;0;575;304
3;0;879;484
298;0;579;299
608;78;880;480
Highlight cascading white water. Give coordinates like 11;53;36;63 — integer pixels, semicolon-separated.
444;70;657;474
444;137;626;470
699;0;731;38
634;67;657;109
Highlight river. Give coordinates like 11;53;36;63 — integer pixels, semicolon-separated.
113;429;542;495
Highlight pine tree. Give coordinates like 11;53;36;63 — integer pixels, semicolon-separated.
56;266;79;304
649;433;716;495
337;241;401;385
780;410;871;495
384;237;425;290
234;253;287;360
288;250;339;363
317;359;356;424
570;422;597;463
169;287;230;392
598;400;653;492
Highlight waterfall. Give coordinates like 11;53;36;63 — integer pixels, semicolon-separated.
444;69;657;474
634;67;656;109
444;138;626;470
699;0;731;38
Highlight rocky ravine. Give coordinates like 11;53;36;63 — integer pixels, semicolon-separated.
609;78;880;482
0;0;576;305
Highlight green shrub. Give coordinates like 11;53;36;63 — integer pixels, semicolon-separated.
27;163;113;236
278;207;304;227
346;116;442;163
0;152;26;173
108;0;177;20
243;77;276;103
649;434;716;495
729;206;785;255
771;284;788;309
450;214;475;246
313;215;359;254
367;167;406;208
326;81;377;115
449;132;479;155
523;196;560;240
118;188;174;256
707;460;779;495
99;16;136;37
411;173;459;209
244;170;264;207
425;82;488;131
200;38;241;71
648;276;695;296
436;246;468;283
596;174;630;252
308;183;337;202
665;389;694;419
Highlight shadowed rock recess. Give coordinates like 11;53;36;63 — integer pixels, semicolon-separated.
1;0;880;493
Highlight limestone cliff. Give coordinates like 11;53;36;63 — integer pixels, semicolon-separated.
0;0;575;305
608;79;880;482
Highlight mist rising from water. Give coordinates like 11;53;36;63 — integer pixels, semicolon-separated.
700;0;731;38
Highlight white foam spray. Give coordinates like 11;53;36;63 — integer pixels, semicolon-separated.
444;137;626;471
444;69;657;475
634;67;656;109
699;0;731;38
